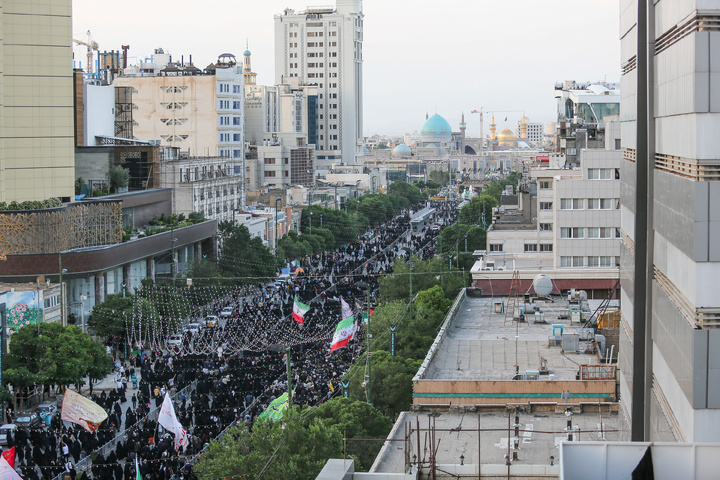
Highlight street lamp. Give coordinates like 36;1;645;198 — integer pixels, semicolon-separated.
275;197;281;251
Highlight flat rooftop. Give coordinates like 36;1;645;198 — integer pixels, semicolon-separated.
372;409;622;474
421;295;616;382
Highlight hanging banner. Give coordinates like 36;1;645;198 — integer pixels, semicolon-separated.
390;326;396;356
341;380;350;399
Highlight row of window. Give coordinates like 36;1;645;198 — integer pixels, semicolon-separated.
561;256;619;268
218;84;242;94
219;133;243;143
194;186;238;200
560;227;620;239
539;199;620;210
490;243;554;253
219;100;242;110
219;117;243;126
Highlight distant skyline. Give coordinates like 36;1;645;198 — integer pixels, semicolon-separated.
72;0;620;137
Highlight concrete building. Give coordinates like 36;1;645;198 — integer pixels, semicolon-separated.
619;0;720;442
516;119;544;147
159;150;243;222
553;81;620;167
274;0;364;167
473;118;621;297
0;0;75;203
114;52;245;203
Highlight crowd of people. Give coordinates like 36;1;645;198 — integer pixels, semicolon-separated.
9;200;458;480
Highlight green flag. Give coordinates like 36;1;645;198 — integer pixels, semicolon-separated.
258;392;289;422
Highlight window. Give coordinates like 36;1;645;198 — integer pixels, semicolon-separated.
233;85;241;93
561;256;585;267
588;199;600;210
587;168;613;180
264;158;276;165
264;171;276;177
233;134;241;142
560;198;584;210
219;100;230;109
539;180;552;189
588;256;614;267
233;117;242;125
561;227;584;239
539;223;553;231
540;244;553;252
587;227;600;238
233;101;242;109
489;244;503;252
540;202;553;210
219;84;229;93
524;244;538;252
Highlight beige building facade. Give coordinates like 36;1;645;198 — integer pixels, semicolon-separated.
0;0;75;203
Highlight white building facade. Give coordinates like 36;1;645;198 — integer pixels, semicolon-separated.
274;0;363;169
619;0;720;442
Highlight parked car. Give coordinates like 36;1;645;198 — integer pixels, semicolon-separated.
14;413;41;428
219;307;233;318
0;424;16;445
204;315;219;327
167;334;183;346
37;404;57;426
185;323;200;335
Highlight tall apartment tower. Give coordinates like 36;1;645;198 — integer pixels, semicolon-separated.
0;0;75;203
274;0;363;172
619;1;720;442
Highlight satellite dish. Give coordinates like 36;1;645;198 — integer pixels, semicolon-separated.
533;274;553;297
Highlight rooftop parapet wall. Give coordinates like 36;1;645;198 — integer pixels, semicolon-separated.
413;288;467;382
0;201;122;258
412;379;616;406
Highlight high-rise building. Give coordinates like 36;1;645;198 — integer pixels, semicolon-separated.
619;0;720;442
0;0;75;203
274;0;364;171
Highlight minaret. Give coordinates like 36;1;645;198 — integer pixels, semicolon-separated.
521;115;528;139
490;115;497;140
459;112;467;154
243;41;256;86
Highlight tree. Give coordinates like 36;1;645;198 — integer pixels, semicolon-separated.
183;257;223;286
437;223;487;269
428;170;449;184
195;407;343;480
379;256;466;302
217;221;279;283
387;181;422;205
458;195;497;227
309;398;393;471
4;323;113;396
108;166;130;193
347;350;421;417
88;294;159;350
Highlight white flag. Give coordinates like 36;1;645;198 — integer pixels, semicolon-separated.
158;393;187;450
340;297;353;320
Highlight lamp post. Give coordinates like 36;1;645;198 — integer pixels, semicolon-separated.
275;197;281;251
58;252;67;326
310;211;313;235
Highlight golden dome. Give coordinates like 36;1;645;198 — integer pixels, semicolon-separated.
498;128;516;141
498;128;517;147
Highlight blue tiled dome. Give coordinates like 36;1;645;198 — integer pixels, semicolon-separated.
393;144;412;154
420;114;452;136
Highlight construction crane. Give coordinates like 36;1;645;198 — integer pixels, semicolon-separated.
73;30;98;73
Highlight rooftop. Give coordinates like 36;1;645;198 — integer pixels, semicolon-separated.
420;295;607;382
371;409;622;474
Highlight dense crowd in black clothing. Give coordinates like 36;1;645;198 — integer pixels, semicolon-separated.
9;201;457;480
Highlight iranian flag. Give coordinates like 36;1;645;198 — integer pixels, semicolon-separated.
330;316;356;352
292;296;310;324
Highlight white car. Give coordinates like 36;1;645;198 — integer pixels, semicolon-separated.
220;307;233;318
167;334;183;346
185;323;200;334
204;315;219;327
0;424;16;446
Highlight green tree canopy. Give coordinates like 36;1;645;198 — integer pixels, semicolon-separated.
195;407;343;480
217;221;280;283
4;323;113;388
458;194;498;227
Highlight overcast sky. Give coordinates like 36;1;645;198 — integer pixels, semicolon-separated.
72;0;620;137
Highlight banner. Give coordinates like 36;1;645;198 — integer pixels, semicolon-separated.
61;389;108;432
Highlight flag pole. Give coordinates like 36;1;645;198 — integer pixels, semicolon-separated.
286;346;292;406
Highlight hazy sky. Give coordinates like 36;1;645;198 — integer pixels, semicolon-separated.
72;0;620;137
